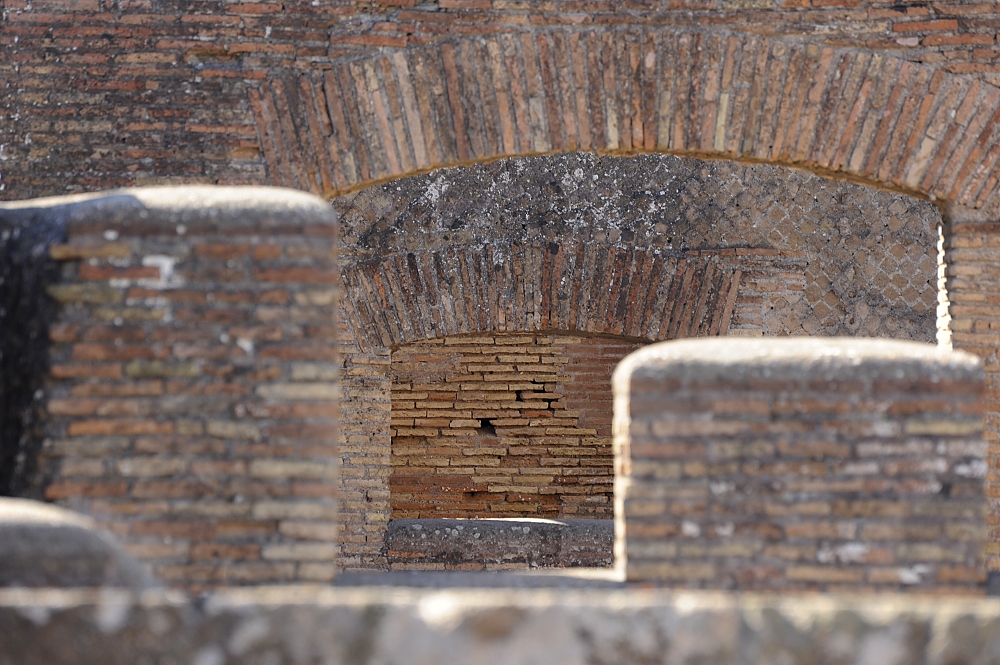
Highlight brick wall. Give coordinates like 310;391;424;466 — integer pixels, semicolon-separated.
945;209;1000;580
0;154;945;577
615;338;987;592
14;187;342;591
6;0;996;582
0;179;992;589
390;333;644;519
565;336;645;437
3;8;1000;585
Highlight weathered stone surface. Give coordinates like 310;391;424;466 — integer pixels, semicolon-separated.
5;586;1000;664
0;498;156;589
385;518;613;570
0;186;337;233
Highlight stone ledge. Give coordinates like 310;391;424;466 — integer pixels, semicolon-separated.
615;338;984;389
4;586;1000;664
0;186;336;232
385;518;614;570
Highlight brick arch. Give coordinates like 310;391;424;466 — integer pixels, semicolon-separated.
340;238;748;567
251;26;1000;214
341;242;742;353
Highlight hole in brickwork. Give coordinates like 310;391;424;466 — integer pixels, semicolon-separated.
388;331;646;519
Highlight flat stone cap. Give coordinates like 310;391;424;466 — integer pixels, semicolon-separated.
615;338;983;390
0;186;335;230
0;498;157;589
386;518;613;568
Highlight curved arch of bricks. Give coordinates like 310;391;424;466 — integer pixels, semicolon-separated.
342;244;741;352
252;26;1000;215
337;241;747;568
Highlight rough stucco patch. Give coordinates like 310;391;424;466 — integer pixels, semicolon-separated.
335;153;941;341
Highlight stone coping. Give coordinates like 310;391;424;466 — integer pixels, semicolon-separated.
0;497;95;528
3;585;997;611
0;186;335;230
336;569;623;588
615;337;983;388
385;518;614;570
3;586;1000;664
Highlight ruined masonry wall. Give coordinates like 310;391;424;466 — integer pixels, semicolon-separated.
332;154;942;569
30;188;342;591
1;158;946;579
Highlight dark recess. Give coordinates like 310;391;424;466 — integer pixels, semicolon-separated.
0;209;63;497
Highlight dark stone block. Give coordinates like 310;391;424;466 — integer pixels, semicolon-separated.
385;517;614;569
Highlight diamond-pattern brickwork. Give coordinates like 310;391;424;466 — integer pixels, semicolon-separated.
337;154;941;342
